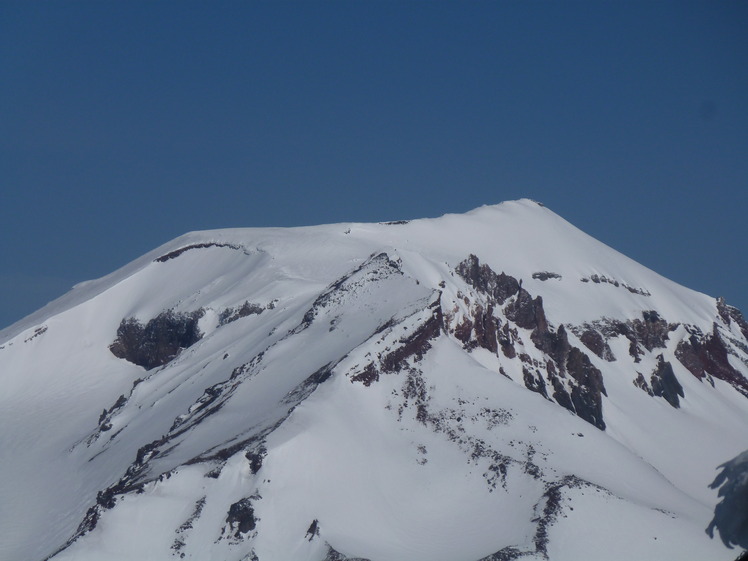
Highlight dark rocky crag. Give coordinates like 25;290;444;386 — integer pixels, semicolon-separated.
154;242;243;263
109;309;204;370
570;310;673;364
568;298;748;402
650;355;684;408
454;255;607;430
44;244;748;561
676;324;748;396
226;498;256;537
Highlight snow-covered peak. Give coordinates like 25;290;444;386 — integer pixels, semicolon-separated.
1;201;746;561
0;199;716;343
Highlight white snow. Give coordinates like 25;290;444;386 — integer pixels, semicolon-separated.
0;199;745;561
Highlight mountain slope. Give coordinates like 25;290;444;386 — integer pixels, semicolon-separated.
1;199;746;561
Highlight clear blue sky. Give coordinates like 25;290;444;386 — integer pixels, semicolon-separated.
1;0;747;329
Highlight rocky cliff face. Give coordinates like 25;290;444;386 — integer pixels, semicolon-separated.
109;310;205;370
2;200;747;561
449;255;608;430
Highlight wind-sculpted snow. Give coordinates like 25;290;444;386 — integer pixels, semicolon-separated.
154;241;245;262
1;200;747;561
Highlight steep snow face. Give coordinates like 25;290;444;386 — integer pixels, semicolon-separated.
0;199;746;561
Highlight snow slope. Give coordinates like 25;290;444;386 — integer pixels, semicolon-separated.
0;199;746;561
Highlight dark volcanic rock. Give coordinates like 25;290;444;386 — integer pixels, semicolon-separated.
170;381;231;432
455;254;607;430
96;394;128;432
245;445;266;475
633;372;653;396
219;301;264;325
226;498;256;536
305;519;320;541
717;297;748;342
470;304;500;354
382;298;443;371
632;311;670;352
453;255;528;354
109;310;204;370
456;254;521;305
580;274;651;296
452;315;474;347
578;328;614;361
531;324;570;368
523;367;549;400
650;355;684;408
477;476;596;561
549;375;574;412
350;364;379;387
351;297;442;387
505;290;547;332
676;324;748;396
532;323;607;430
498;323;517;359
532;271;562;281
154;242;241;262
566;348;606;430
569;310;675;364
283;361;337;402
353;298;443;386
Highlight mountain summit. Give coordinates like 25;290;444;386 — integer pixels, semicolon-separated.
1;200;746;561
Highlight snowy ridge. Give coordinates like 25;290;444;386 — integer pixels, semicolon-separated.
0;200;746;561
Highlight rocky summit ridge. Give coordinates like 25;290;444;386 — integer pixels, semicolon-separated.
1;199;746;561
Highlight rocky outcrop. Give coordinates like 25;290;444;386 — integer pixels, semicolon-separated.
351;297;443;386
296;252;404;332
505;289;547;332
282;362;336;403
169;379;232;432
477;476;602;561
569;310;673;363
218;301;264;325
456;254;521;305
576;328;614;362
633;372;653;396
632;311;671;352
564;348;607;430
568;305;748;399
455;255;607;430
580;273;650;296
97;394;128;432
226;498;256;537
154;242;242;262
245;446;266;475
532;271;561;281
676;324;748;396
23;325;47;343
717;297;748;342
305;519;320;541
172;496;206;555
650;355;684;408
453;255;744;424
109;310;204;370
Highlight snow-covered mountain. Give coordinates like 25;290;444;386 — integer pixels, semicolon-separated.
1;199;746;561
